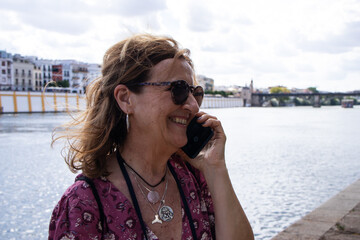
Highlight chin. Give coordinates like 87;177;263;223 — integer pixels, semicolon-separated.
173;137;188;149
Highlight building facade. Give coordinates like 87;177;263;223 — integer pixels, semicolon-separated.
1;50;101;93
0;51;13;90
37;59;53;89
12;54;35;91
197;75;214;91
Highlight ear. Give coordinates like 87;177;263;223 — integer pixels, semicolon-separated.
114;84;132;114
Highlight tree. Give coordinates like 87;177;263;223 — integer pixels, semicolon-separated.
47;80;69;88
307;87;319;93
57;80;69;88
270;86;290;104
269;86;290;94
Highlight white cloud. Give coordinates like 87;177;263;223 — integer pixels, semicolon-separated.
296;21;360;54
0;0;359;91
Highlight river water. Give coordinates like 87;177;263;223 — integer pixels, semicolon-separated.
0;107;359;240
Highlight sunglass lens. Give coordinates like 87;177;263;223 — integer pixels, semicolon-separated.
171;81;189;105
193;86;204;106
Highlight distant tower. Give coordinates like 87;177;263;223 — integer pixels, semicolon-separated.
250;79;254;93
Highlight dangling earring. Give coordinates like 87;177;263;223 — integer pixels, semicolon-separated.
126;114;130;132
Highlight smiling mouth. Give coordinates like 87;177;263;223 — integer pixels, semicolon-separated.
170;117;187;125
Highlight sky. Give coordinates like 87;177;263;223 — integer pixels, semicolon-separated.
1;0;360;92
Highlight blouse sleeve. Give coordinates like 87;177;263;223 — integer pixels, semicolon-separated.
48;181;102;240
185;161;216;236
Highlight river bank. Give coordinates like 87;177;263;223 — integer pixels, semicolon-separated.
0;91;244;113
272;179;360;239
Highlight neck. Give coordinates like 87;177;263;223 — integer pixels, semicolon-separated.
120;134;176;184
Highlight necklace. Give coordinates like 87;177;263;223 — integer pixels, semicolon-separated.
116;152;196;240
124;163;167;204
136;173;164;204
123;160;166;188
134;172;173;224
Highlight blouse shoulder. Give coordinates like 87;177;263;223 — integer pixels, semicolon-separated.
48;174;104;239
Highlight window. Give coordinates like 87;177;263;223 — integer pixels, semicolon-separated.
28;79;31;85
22;79;25;85
1;61;5;66
1;70;5;74
35;73;38;79
16;79;18;84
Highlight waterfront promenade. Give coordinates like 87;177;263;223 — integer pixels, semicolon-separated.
0;91;243;113
272;179;360;240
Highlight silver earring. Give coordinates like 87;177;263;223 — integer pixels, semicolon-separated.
126;114;130;132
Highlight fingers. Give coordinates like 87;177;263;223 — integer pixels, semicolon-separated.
196;111;224;133
196;112;217;126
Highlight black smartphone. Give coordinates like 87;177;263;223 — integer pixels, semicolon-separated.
181;116;214;159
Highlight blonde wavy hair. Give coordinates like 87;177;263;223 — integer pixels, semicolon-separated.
53;34;194;178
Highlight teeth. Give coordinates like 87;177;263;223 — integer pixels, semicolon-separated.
172;117;187;125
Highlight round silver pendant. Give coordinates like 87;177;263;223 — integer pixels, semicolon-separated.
147;191;160;204
158;205;174;222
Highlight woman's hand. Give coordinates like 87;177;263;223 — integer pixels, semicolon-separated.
178;111;227;173
178;112;254;240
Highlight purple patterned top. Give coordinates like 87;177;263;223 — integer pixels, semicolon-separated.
48;155;215;240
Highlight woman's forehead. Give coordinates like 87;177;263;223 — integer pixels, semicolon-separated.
149;58;194;82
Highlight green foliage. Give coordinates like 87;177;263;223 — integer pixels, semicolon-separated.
330;98;341;105
270;86;290;103
270;98;279;106
269;86;290;94
47;80;69;88
294;97;302;106
294;97;312;106
57;80;70;88
48;82;56;87
307;87;319;93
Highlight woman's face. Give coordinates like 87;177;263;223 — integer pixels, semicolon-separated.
130;58;200;151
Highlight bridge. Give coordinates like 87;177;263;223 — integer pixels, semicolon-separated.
251;92;360;107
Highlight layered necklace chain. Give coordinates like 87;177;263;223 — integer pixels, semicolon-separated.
124;162;174;224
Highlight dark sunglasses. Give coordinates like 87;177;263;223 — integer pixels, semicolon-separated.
134;80;204;106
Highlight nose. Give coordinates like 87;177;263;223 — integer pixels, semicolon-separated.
183;93;200;114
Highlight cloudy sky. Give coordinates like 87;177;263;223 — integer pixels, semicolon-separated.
1;0;359;91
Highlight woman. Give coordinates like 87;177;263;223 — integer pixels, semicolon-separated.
49;34;254;240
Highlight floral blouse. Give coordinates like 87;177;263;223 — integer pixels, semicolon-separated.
48;155;215;240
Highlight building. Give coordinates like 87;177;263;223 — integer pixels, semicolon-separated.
240;86;251;106
33;62;42;91
37;59;53;89
197;75;214;91
52;60;99;93
71;62;88;91
12;54;35;91
52;64;63;82
0;50;12;90
1;49;102;93
86;63;102;89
